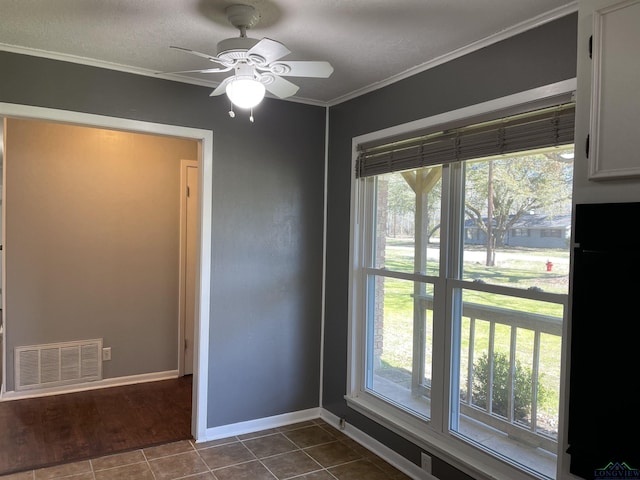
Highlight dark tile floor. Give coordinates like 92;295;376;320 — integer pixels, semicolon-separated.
0;419;413;480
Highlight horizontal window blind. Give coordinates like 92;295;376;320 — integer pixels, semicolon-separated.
356;101;575;178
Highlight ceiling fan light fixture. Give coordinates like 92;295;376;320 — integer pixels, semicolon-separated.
162;3;334;119
225;76;265;109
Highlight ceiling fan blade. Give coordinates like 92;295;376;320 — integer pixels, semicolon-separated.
247;38;291;64
158;66;232;75
273;61;334;78
210;76;233;96
170;46;225;64
264;76;299;99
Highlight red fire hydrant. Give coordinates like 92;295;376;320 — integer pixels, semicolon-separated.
546;260;553;272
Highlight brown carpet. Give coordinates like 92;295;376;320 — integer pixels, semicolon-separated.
0;376;192;476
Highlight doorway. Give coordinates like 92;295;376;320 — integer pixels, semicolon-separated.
0;102;212;442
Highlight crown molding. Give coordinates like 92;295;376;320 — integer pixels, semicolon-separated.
326;2;578;106
0;2;578;109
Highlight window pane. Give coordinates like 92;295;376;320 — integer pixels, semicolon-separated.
451;288;563;478
374;167;442;275
462;147;573;294
365;275;433;420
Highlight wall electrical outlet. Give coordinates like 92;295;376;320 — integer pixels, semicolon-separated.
421;452;432;474
102;347;112;361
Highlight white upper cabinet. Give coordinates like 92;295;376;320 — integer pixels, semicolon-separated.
578;0;640;180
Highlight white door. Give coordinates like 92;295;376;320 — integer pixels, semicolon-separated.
180;160;198;375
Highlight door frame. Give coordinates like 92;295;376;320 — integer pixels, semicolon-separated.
0;102;212;442
178;159;198;377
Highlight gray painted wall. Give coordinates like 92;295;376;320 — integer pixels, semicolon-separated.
0;52;326;427
324;13;578;479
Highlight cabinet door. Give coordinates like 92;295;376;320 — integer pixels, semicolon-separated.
587;0;640;180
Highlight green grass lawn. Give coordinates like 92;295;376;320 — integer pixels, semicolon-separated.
378;239;567;431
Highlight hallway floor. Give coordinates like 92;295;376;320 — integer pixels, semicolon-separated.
0;377;192;475
0;419;413;480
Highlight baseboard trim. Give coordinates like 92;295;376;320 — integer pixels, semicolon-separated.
202;406;431;480
320;409;434;480
202;407;322;442
0;370;180;401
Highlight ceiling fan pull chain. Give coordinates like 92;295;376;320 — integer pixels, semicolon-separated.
249;107;255;123
228;102;235;118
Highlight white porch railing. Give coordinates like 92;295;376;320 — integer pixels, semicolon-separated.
414;295;562;453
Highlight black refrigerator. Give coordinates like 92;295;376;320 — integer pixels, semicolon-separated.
567;202;640;478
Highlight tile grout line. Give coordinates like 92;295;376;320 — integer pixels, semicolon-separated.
141;447;159;480
256;459;279;480
88;456;96;480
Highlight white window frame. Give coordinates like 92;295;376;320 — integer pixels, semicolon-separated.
346;79;576;480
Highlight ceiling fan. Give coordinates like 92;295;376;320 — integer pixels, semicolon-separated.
163;4;334;120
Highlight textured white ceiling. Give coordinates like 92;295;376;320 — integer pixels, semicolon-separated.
0;0;577;105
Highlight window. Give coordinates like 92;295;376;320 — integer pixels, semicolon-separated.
348;84;575;480
541;229;563;238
